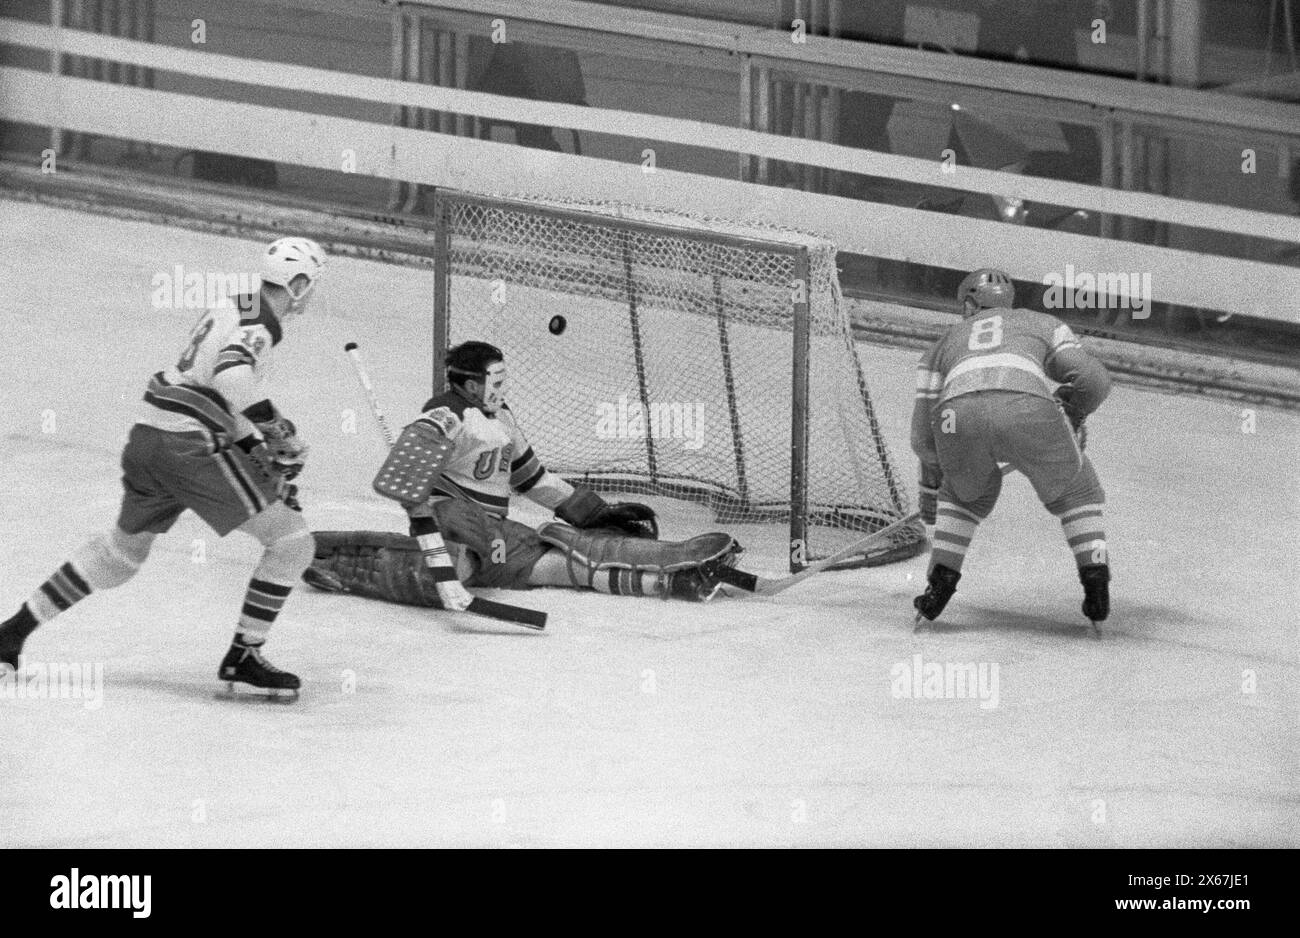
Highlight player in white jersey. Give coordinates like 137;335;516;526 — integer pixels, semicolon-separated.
306;341;744;608
0;237;326;697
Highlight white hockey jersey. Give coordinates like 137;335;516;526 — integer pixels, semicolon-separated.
416;389;574;518
137;296;282;444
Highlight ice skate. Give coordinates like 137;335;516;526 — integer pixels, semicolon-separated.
0;606;38;672
662;542;744;602
913;565;961;632
219;639;301;701
1079;564;1110;639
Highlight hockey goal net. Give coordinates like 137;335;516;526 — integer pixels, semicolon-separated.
431;190;925;572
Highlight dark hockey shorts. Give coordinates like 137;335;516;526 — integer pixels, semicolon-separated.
116;424;283;537
932;391;1103;518
411;496;550;589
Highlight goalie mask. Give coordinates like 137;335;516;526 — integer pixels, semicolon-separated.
446;341;507;414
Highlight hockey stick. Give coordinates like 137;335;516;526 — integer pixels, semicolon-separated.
717;510;923;598
342;342;547;630
343;341;397;447
718;463;1022;599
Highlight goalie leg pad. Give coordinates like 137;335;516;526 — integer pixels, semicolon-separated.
536;523;739;589
306;530;443;607
306;510;549;600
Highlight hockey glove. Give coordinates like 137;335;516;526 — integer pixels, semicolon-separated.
237;435;302;507
590;502;659;539
918;463;942;526
556;488;659;539
249;408;308;481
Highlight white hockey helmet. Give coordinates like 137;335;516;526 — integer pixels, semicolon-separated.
260;237;326;303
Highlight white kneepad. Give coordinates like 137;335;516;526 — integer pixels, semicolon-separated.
261;529;316;582
72;529;154;590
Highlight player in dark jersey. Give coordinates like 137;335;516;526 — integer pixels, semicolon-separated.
305;341;742;608
910;269;1112;632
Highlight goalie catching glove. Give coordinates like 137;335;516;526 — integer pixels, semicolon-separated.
555;488;658;539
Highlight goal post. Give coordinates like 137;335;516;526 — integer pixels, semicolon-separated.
431;189;925;572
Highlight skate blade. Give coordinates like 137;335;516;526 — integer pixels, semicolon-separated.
1088;620;1103;640
218;682;300;703
913;612;928;634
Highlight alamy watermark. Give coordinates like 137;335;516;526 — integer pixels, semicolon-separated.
595;395;706;450
0;659;104;710
50;869;151;918
890;653;999;710
1042;264;1151;319
151;265;260;310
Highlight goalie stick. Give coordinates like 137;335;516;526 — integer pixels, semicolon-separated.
729;462;1028;597
715;511;923;598
343;342;547;631
714;463;1021;598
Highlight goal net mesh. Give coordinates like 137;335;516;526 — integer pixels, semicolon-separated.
436;193;925;570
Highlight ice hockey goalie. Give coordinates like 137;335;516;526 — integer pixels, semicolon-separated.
305;341;744;606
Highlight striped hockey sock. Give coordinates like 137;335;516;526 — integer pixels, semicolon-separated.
26;561;94;624
1057;503;1108;568
24;531;149;625
236;578;294;645
930;501;982;573
594;569;659;597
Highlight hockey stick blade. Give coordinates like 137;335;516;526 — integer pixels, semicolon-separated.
717;511;922;598
305;566;546;629
466;597;547;630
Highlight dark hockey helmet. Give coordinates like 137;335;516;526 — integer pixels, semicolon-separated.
957;268;1015;315
446;341;507;412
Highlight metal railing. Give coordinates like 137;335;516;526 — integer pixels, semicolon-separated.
1;5;1298;329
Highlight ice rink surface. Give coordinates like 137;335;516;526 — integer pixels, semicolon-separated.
2;200;1297;847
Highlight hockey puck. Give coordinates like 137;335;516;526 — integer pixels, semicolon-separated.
548;315;567;336
344;341;358;352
